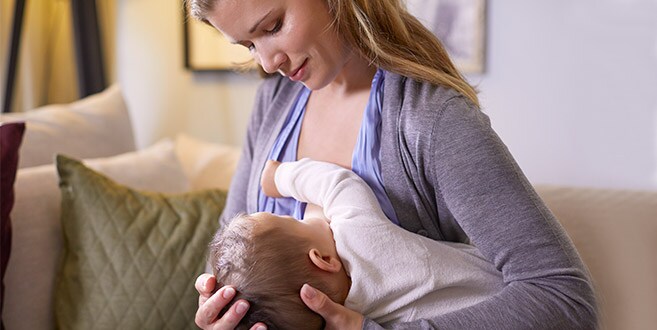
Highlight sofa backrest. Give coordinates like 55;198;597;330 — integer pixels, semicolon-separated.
536;185;657;330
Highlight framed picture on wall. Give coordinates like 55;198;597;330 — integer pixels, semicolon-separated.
183;13;256;71
406;0;487;74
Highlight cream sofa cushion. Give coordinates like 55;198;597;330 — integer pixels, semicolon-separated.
175;134;240;191
3;139;189;330
0;84;136;169
536;185;657;330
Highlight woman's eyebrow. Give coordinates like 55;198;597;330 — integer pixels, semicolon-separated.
231;10;273;45
248;10;273;34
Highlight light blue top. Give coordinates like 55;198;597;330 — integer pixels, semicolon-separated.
257;69;399;224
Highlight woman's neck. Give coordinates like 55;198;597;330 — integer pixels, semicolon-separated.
323;53;377;97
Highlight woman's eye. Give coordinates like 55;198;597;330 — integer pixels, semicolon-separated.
265;19;282;34
243;18;281;52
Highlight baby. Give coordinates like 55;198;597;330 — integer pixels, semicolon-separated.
208;159;504;329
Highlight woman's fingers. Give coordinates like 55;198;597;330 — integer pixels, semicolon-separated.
196;273;216;307
195;284;252;329
300;284;364;330
249;322;267;330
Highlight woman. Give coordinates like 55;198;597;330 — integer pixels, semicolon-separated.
187;0;598;329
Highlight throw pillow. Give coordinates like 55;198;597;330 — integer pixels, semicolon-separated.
54;155;226;330
3;138;190;329
174;133;240;191
0;122;25;328
0;84;136;168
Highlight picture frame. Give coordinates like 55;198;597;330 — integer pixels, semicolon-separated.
406;0;487;74
183;12;255;71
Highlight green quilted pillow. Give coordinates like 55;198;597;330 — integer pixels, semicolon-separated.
54;155;226;329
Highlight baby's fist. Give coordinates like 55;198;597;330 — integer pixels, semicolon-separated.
261;160;283;198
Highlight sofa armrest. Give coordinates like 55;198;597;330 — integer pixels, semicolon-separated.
536;185;657;330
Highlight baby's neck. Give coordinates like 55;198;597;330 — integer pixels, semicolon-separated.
304;204;327;221
333;268;352;305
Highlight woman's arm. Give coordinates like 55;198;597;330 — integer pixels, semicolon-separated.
375;95;597;329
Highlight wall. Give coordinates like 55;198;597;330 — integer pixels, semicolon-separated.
476;0;657;190
114;0;259;148
113;0;657;191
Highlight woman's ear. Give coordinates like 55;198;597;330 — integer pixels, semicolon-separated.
308;248;342;273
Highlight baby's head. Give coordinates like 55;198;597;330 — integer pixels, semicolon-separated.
208;212;350;330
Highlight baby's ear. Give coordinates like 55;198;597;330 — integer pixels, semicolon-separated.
308;248;342;273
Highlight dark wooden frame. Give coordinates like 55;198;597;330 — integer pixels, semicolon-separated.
182;7;255;72
2;0;26;113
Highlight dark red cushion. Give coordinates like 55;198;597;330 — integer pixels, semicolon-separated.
1;122;26;327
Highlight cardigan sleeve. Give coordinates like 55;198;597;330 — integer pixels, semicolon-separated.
218;77;279;229
369;96;598;329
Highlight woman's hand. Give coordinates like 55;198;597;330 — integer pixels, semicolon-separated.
194;273;267;330
300;284;364;330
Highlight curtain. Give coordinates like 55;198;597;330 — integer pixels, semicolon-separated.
1;0;116;113
1;0;78;113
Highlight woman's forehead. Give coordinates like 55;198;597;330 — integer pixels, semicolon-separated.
209;0;282;37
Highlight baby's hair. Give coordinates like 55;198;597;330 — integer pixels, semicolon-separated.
208;213;341;330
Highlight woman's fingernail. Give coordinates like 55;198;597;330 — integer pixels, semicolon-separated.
223;287;235;299
205;277;214;290
256;326;267;330
302;284;316;299
236;301;248;315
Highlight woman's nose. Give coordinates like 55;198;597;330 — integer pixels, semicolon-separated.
257;47;287;74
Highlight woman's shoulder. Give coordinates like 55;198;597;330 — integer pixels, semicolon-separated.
382;71;484;130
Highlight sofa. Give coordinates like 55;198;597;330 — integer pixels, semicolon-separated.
1;85;655;329
1;85;240;329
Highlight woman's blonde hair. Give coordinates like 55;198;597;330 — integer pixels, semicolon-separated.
186;0;479;107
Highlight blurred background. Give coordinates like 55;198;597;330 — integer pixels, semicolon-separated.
2;0;657;191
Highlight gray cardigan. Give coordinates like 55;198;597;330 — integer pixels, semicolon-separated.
219;72;598;329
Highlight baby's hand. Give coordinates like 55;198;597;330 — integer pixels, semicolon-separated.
261;160;283;198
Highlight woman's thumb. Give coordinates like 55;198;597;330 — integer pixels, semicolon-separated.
301;284;332;313
300;284;364;330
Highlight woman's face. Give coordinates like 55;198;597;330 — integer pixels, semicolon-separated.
206;0;352;90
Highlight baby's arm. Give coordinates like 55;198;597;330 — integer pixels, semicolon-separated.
260;160;283;198
268;159;504;322
266;159;387;223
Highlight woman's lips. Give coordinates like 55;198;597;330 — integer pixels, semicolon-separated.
289;59;308;82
